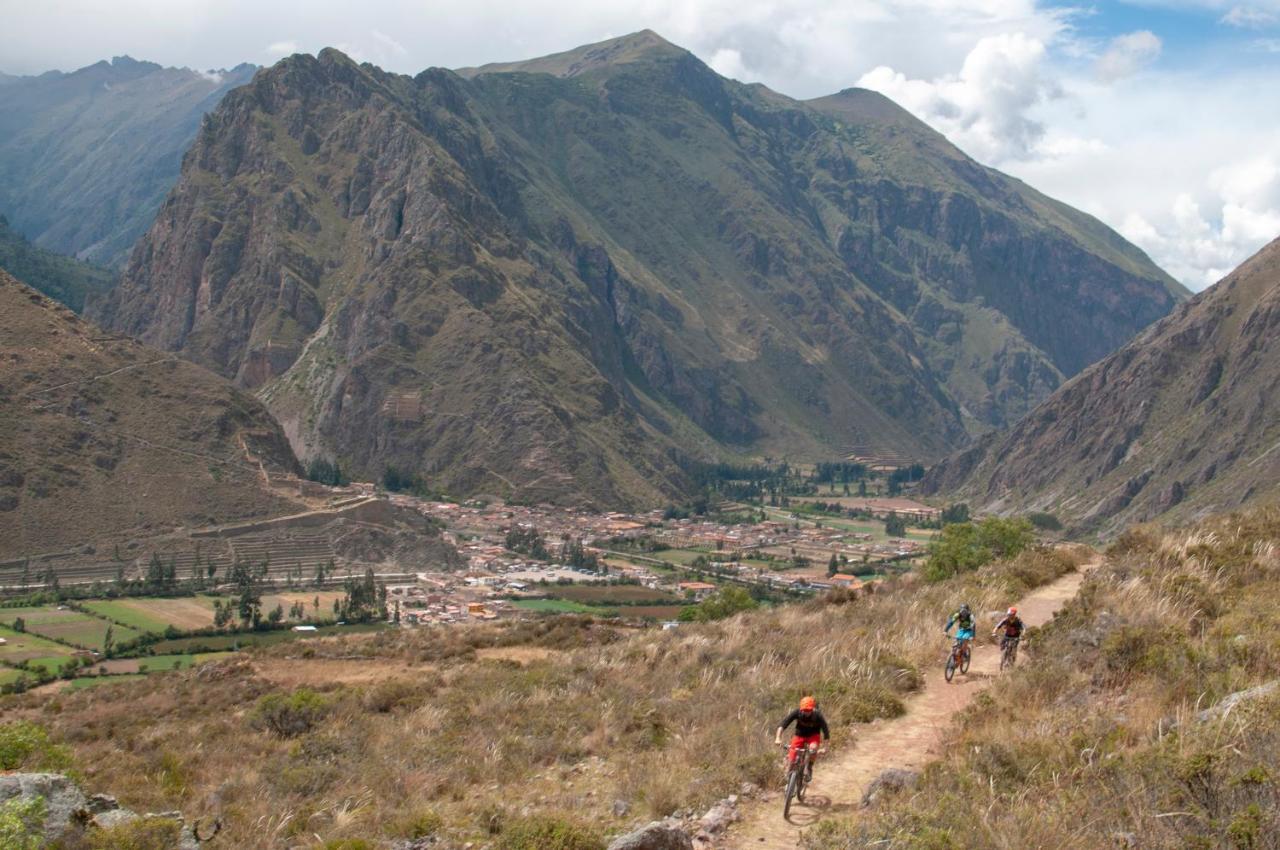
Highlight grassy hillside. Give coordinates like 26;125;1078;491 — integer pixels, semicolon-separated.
0;546;1080;847
808;505;1280;847
0;267;301;558
924;235;1280;536
0;214;114;311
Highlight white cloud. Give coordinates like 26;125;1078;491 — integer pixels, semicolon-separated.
1094;30;1162;82
857;33;1056;162
1007;71;1280;290
1221;6;1278;27
196;69;224;83
266;40;300;57
708;47;751;81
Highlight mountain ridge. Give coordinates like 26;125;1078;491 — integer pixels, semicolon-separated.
93;33;1183;507
922;234;1280;535
0;57;258;267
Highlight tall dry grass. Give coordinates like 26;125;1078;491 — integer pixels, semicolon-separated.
1;547;1076;848
806;506;1280;849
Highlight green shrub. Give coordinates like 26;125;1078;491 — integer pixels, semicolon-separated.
0;721;72;771
320;841;375;850
250;689;330;737
88;817;182;850
677;586;758;622
1026;512;1063;531
495;815;603;850
0;797;45;850
392;809;443;839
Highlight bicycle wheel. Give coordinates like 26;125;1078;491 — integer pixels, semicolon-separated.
999;643;1010;671
944;652;956;683
796;756;808;802
783;769;798;818
960;645;971;674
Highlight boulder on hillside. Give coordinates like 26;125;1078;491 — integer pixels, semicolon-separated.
860;768;920;807
0;772;203;848
607;820;694;850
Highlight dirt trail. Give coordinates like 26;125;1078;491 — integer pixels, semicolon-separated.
724;560;1097;849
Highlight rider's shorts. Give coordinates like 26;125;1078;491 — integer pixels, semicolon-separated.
955;627;975;641
787;734;823;763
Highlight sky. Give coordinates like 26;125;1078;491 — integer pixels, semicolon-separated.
3;1;1280;290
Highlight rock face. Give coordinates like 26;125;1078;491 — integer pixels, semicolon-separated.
923;235;1280;535
0;268;300;557
0;772;201;848
0;56;256;267
606;821;694;850
95;32;1181;507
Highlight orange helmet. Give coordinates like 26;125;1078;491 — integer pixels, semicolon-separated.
1008;607;1017;615
799;696;817;711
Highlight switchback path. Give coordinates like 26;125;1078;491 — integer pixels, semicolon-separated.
724;558;1098;848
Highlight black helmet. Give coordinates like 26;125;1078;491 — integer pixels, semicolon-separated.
960;603;970;613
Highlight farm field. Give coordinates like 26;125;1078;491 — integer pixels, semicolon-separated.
0;624;75;664
83;591;348;633
67;674;146;690
548;584;681;605
95;652;233;675
150;622;386;654
655;548;716;565
511;598;612;615
0;605;140;650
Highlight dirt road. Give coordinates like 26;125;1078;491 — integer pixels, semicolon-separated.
724;561;1096;848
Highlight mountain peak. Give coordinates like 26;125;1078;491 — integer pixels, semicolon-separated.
456;29;684;79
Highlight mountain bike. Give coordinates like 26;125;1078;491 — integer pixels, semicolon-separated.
944;637;971;683
999;635;1020;671
781;741;822;818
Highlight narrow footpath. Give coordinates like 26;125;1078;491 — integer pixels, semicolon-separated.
724;559;1098;848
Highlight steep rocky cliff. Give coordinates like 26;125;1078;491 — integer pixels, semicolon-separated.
0;268;300;557
924;235;1280;535
95;33;1181;506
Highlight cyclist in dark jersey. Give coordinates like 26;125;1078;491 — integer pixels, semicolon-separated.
992;607;1025;661
774;696;830;780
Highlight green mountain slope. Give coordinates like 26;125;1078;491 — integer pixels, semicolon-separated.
923;234;1280;535
0;214;115;311
94;33;1182;507
0;267;300;557
0;56;256;266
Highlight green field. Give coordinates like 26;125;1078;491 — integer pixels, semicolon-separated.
150;622;386;654
81;599;176;632
511;599;615;616
67;674;147;690
98;652;233;674
0;605;141;650
549;584;680;605
0;624;75;663
83;592;346;633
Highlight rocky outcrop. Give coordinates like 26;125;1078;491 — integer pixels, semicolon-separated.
860;768;921;807
0;772;205;848
924;235;1280;535
607;821;694;850
96;33;1180;506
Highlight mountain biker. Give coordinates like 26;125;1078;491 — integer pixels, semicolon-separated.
774;696;830;781
992;606;1025;659
944;603;976;659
